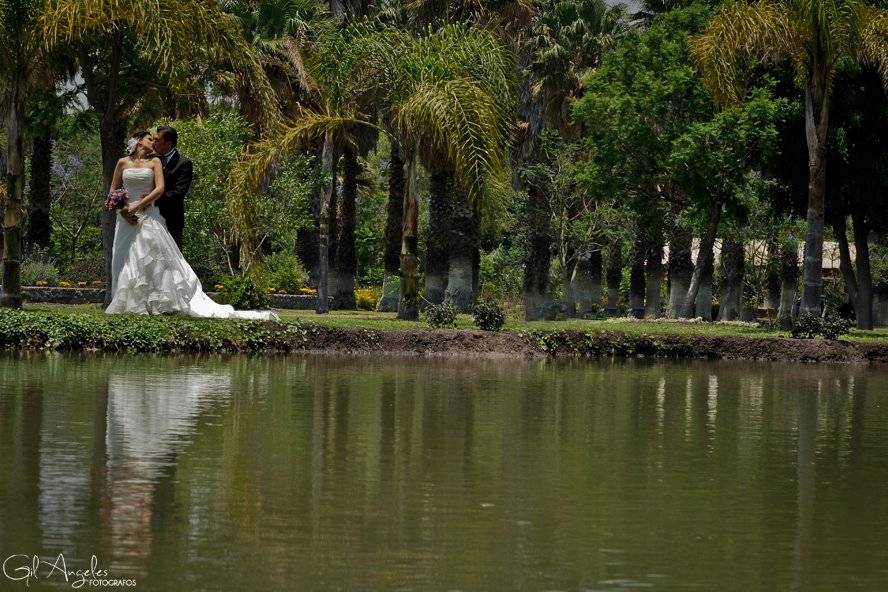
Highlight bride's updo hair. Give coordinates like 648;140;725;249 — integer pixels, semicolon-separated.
126;131;153;158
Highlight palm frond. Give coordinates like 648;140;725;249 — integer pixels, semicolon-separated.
42;0;278;126
227;110;378;265
859;7;888;84
690;1;801;105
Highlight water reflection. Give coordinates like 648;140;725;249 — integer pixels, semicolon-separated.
0;355;887;591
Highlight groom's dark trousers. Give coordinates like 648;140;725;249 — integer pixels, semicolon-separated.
156;151;193;249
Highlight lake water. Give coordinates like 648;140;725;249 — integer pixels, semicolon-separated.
1;354;887;591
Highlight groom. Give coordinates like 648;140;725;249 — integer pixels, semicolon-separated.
152;126;193;248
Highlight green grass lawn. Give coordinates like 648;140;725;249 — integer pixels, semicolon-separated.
21;303;888;342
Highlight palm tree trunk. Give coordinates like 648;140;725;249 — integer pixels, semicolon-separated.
644;235;663;319
667;226;693;318
764;237;781;311
836;213;874;329
333;148;358;309
563;242;577;318
397;145;420;320
605;241;622;316
377;144;403;312
326;154;340;302
316;131;336;314
1;70;26;308
445;180;477;312
629;235;645;318
571;246;602;317
800;68;830;315
522;184;554;320
852;213;873;330
777;240;799;330
718;234;744;321
26;130;53;252
695;256;714;320
682;199;721;317
424;170;451;306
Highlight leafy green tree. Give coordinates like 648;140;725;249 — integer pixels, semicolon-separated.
691;0;888;315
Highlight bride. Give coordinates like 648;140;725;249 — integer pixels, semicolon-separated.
106;130;277;320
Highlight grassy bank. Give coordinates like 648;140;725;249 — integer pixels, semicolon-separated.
4;304;888;363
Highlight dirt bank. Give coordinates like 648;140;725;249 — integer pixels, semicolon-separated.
299;326;888;364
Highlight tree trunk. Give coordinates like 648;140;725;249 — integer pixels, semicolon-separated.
377;144;403;312
682;200;721;317
522;184;554;320
836;213;874;330
666;226;693;318
26;130;53;252
629;235;646;318
1;69;26;308
764;237;781;311
695;255;714;321
563;242;577;318
326;154;340;302
333;148;358;309
445;180;477;312
777;240;799;330
718;234;744;321
571;247;602;317
852;213;873;330
800;67;830;315
644;236;663;319
397;146;420;320
424;170;451;306
605;241;622;316
316;131;335;314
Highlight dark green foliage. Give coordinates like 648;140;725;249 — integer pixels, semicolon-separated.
260;251;309;294
472;300;505;331
422;302;458;328
217;274;270;310
790;313;852;340
0;309;310;352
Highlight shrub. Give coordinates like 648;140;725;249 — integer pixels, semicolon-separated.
216;274;270;310
822;314;853;340
261;252;308;294
22;260;60;287
355;287;381;311
790;312;852;340
422;302;457;328
472;300;505;331
65;256;105;283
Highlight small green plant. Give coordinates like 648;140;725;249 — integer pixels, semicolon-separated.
65;256;105;283
260;252;308;294
472;300;505;331
790;312;852;340
821;313;852;340
22;259;60;287
217;274;270;310
422;302;457;328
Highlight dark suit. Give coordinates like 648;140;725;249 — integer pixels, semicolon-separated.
156;150;193;248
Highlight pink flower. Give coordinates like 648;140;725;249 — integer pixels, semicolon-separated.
104;188;128;210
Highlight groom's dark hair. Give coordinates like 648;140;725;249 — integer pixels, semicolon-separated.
156;126;178;147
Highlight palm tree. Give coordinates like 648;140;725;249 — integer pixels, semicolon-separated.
691;0;888;315
229;22;514;318
0;0;43;307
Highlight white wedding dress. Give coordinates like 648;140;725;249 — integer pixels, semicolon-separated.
106;167;277;320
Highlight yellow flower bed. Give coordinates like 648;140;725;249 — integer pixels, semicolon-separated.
355;287;381;311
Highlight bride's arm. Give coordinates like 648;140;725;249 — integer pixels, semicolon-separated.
110;159;125;191
127;159;166;213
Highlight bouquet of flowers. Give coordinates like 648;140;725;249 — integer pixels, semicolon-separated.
104;188;128;211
